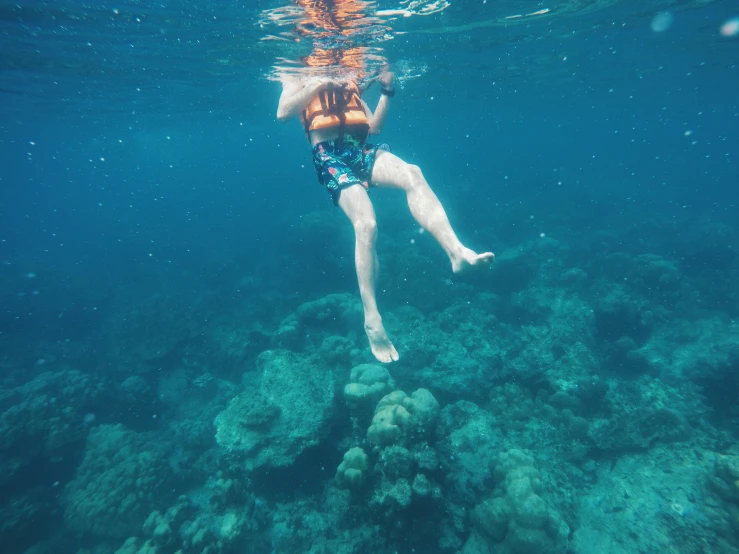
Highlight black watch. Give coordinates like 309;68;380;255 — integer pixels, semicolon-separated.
380;87;396;97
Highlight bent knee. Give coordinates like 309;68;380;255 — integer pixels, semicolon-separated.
353;218;377;239
401;163;425;189
406;163;423;179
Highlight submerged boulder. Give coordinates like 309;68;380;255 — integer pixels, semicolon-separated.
215;350;338;470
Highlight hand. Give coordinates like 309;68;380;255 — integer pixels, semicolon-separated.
309;76;334;86
304;76;334;93
378;70;394;90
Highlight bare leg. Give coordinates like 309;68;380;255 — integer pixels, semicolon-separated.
337;184;399;363
370;150;494;273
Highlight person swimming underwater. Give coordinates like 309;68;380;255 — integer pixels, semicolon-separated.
275;2;494;363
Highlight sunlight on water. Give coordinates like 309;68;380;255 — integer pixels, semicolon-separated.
0;0;726;111
260;0;442;84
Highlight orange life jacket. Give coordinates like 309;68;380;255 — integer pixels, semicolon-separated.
301;82;369;141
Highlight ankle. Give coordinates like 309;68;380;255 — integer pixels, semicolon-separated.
364;312;383;328
448;244;466;263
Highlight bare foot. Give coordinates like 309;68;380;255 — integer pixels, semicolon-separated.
365;317;399;363
452;248;495;274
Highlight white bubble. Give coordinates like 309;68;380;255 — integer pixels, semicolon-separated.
651;11;673;32
539;232;546;238
720;18;739;37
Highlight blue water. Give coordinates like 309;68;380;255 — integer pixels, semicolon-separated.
1;1;738;553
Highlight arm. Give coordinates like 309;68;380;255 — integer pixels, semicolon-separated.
364;71;394;135
276;78;327;122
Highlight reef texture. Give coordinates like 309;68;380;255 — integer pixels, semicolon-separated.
3;217;739;554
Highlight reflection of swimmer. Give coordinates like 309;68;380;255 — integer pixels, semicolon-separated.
276;8;494;364
292;0;383;78
294;0;375;38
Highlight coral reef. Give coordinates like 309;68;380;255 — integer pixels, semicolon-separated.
4;203;739;554
114;473;265;554
705;454;739;548
63;424;178;540
0;369;108;549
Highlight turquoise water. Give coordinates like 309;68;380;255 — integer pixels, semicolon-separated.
1;1;738;553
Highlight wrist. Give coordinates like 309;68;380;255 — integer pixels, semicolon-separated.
380;86;395;97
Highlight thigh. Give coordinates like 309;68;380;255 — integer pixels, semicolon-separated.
315;150;367;205
369;149;414;190
337;183;376;225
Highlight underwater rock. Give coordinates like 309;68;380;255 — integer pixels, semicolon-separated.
411;473;433;498
587;377;693;452
272;293;363;352
371;477;413;510
209;324;271;377
627;317;739;386
706;454;739;542
572;445;721;553
711;455;739;504
317;334;363;367
593;284;653;344
214;349;337;470
116;477;260;554
377;445;413;480
391;306;498;402
437;401;502;503
0;369;107;462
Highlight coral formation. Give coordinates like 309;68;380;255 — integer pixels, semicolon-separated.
366;388;440;447
335;447;371;489
465;449;570;553
343;363;396;415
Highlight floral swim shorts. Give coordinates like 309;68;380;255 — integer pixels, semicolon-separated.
311;135;391;205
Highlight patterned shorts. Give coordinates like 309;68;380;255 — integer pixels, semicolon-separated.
311;135;391;205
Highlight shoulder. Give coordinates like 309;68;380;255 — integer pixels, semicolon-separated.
280;75;303;93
